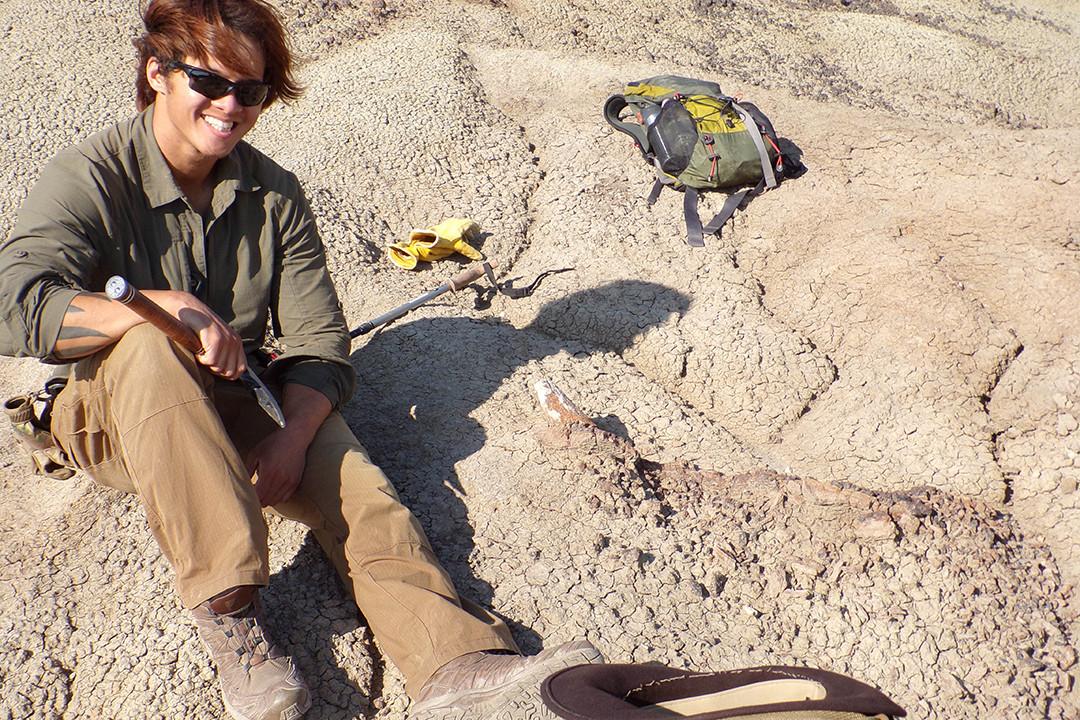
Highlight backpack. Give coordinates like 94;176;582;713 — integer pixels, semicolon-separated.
604;75;800;247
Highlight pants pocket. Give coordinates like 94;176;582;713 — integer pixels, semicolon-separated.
51;394;131;492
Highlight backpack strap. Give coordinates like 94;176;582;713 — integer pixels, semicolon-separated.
603;94;651;155
683;187;706;247
685;186;747;246
701;175;768;236
702;187;751;238
646;179;664;206
731;101;778;190
690;177;768;245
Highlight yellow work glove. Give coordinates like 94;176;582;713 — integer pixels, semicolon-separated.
387;218;484;270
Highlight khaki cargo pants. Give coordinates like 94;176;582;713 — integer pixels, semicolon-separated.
50;324;516;695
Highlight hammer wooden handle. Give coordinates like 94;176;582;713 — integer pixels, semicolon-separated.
105;276;202;355
447;260;495;292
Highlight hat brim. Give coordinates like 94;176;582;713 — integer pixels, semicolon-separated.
540;664;906;719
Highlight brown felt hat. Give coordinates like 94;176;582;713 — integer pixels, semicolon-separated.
540;663;906;719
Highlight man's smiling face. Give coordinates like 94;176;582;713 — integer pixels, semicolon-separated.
147;46;266;174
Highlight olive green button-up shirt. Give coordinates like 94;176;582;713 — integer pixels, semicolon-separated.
0;106;355;409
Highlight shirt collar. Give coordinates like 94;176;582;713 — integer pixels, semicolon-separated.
209;147;260;218
133;105;261;212
133;106;183;209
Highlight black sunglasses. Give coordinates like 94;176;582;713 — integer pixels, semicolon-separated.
166;61;270;107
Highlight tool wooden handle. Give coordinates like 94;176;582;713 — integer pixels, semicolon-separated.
105;276;202;355
448;260;496;292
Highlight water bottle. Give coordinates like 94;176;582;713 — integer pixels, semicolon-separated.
644;99;696;175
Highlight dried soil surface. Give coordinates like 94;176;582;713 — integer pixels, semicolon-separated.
1;0;1078;718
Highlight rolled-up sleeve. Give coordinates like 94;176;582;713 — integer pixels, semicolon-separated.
0;151;101;360
270;179;355;409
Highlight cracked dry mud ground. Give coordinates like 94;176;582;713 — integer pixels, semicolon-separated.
1;0;1078;718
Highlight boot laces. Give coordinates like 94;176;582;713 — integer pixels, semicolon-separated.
211;607;281;673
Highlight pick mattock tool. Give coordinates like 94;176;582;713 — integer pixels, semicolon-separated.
350;260;495;337
105;276;287;428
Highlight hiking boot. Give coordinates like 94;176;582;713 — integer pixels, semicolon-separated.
410;640;604;719
191;595;311;720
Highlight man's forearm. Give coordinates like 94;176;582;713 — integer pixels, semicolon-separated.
53;288;229;361
280;383;333;445
53;292;145;359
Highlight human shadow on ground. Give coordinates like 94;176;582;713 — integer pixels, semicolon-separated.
343;280;691;654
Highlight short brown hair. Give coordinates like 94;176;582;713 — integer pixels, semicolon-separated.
133;0;303;110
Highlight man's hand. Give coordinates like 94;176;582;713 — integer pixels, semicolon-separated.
246;423;310;507
146;290;246;380
245;383;332;507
